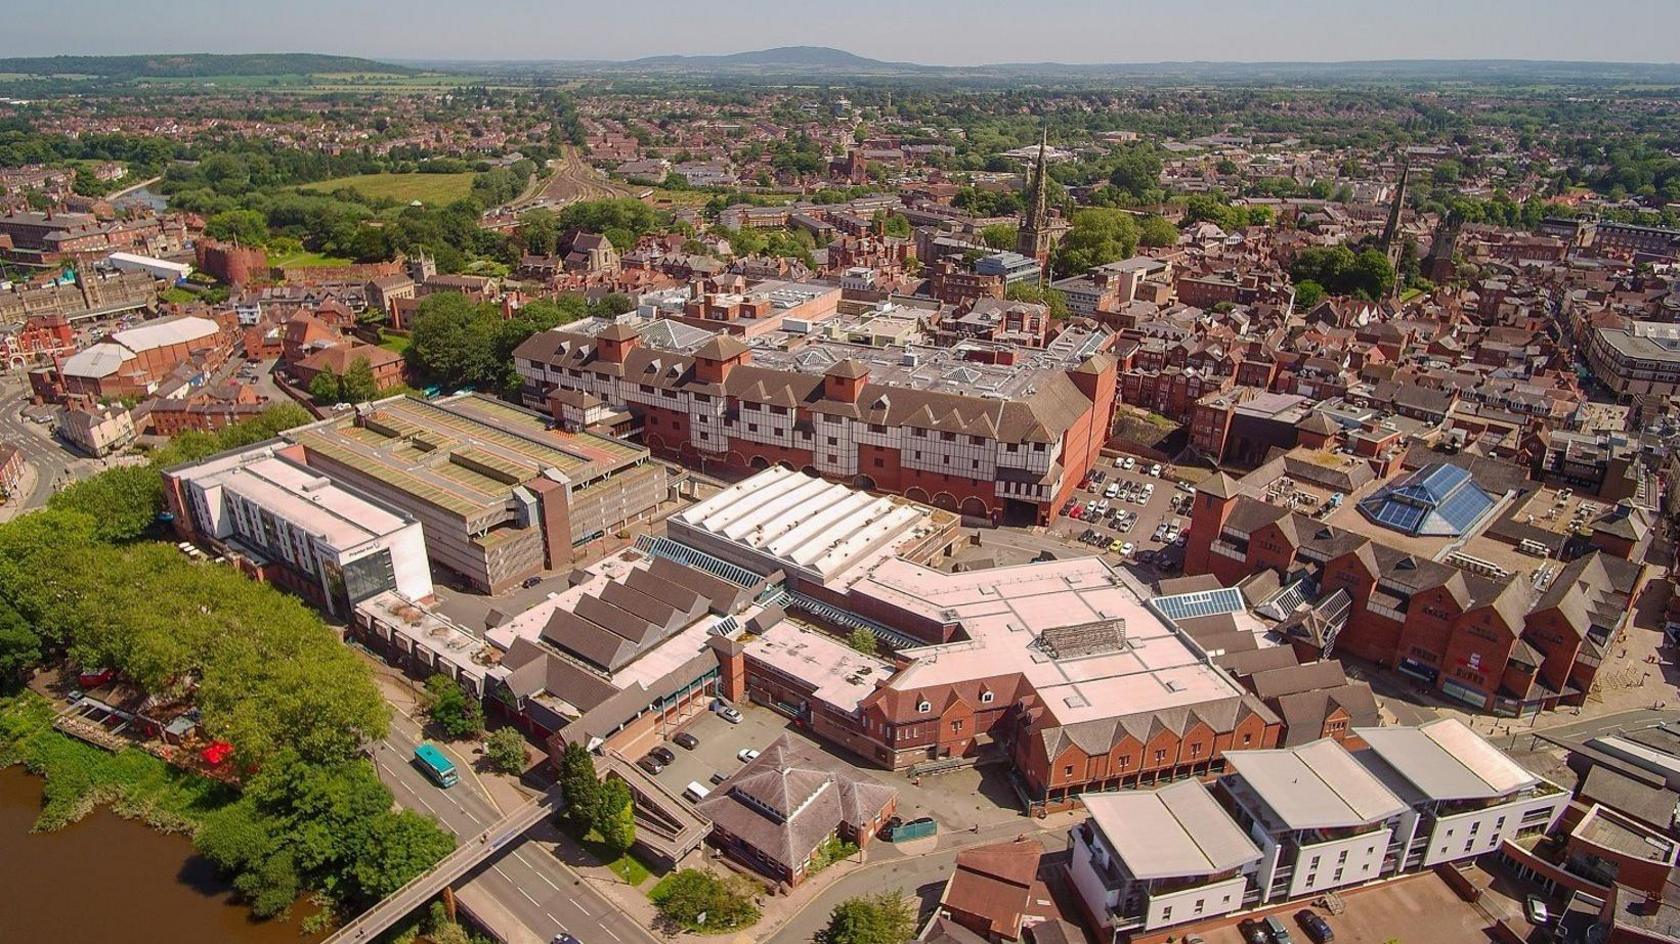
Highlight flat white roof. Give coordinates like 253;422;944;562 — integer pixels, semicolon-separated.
111;314;218;352
1225;739;1408;832
1085;779;1262;880
1355;719;1537;802
671;466;938;583
747;620;894;714
185;448;410;552
864;556;1240;725
61;341;129;379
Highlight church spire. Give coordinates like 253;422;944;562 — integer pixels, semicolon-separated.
1016;123;1053;280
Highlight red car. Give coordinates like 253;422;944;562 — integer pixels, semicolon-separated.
1069;504;1084;520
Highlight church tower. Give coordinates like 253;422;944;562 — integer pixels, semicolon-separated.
1016;125;1053;279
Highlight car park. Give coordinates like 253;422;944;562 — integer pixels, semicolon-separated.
682;781;710;802
673;731;699;750
637;754;664;775
1121;541;1134;556
1525;895;1550;925
1104;482;1120;499
1295;910;1333;943
1263;915;1295;944
1123;456;1137;470
1069;504;1084;520
1107;539;1126;554
717;705;743;724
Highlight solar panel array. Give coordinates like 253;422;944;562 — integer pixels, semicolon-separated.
1151;587;1246;623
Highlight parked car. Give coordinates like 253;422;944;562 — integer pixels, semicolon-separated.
1263;915;1295;944
1107;539;1126;554
636;755;664;775
672;732;699;750
521;575;543;589
1121;542;1135;557
1238;919;1269;944
1149;463;1163;477
552;934;583;944
717;705;743;724
1104;482;1121;499
737;748;761;763
1069;504;1084;520
650;745;676;765
709;770;727;785
1525;895;1550;925
1295;910;1333;943
1123;456;1137;470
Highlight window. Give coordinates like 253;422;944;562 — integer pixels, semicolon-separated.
941;432;955;442
917;700;930;713
874;458;884;468
1242;733;1253;745
1153;749;1166;762
1161;907;1172;921
951;719;963;733
1189;743;1203;758
1064;765;1074;778
869;423;886;433
748;423;758;433
827;454;838;463
980;690;995;704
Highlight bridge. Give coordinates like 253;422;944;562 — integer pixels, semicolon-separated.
322;787;561;944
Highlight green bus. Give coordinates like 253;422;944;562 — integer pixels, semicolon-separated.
413;743;459;788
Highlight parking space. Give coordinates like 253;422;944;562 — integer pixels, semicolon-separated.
1049;455;1195;571
641;701;792;800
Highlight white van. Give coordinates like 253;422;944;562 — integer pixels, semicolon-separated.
682;781;711;802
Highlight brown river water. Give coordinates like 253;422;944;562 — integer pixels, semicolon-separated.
0;766;325;943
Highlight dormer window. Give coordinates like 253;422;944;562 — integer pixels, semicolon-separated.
917;699;931;713
980;690;995;705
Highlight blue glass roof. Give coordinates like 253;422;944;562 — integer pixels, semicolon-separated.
1150;587;1246;623
1356;462;1496;537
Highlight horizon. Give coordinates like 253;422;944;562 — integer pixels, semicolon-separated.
5;0;1680;66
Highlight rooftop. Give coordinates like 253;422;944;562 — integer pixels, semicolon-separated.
747;621;895;714
285;394;641;522
1354;718;1538;802
1083;778;1263;880
857;556;1242;726
1225;738;1408;832
175;444;412;552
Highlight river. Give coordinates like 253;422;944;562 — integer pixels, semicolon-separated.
0;766;325;943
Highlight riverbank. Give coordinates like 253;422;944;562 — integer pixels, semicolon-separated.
0;692;231;834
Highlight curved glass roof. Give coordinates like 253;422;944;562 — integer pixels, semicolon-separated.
1356;462;1496;537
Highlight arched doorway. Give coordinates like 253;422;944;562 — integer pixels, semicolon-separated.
853;474;878;492
960;496;990;519
800;466;820;477
749;456;770;471
905;486;931;505
644;432;667;453
932;492;960;512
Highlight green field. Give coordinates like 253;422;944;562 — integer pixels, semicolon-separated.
268;248;353;269
299;172;476;206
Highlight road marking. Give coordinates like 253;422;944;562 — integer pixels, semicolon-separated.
602;925;621;941
519;887;540;906
546;913;565;930
413;794;438;816
492;865;512;881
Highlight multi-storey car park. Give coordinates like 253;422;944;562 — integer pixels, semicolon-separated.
281;393;667;592
512;314;1119;525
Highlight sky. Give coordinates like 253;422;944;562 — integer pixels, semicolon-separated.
4;0;1678;65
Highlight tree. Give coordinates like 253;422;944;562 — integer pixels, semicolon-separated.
1053;208;1139;276
338;356;380;403
1294;280;1326;311
519;208;559;256
406;293;505;391
204;209;269;246
1137;214;1179;248
0;600;41;690
559;741;600;825
978;223;1016;250
651;869;760;933
308;365;342;403
847;628;878;655
484;726;528;774
1107;145;1163;201
424;674;483;739
818;891;917;944
592;777;636;855
1006;282;1070;320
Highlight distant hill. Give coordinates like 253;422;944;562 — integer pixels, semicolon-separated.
452;47;1680;85
0;53;417;78
625;45;918;72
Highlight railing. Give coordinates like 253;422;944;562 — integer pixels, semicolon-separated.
320;789;559;944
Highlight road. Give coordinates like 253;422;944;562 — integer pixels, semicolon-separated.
0;379;75;511
372;710;658;944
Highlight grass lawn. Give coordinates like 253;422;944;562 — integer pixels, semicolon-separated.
576;826;655;887
300;172;476;206
378;330;411;355
268;248;353;269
